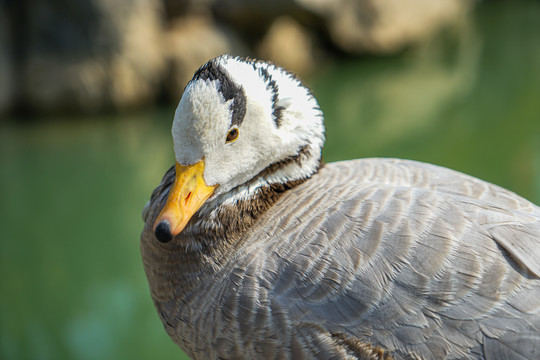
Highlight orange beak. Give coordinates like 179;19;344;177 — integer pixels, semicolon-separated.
153;160;217;242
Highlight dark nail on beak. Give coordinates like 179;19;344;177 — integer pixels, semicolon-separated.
155;220;173;243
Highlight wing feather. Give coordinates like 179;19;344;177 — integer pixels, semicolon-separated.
253;159;540;358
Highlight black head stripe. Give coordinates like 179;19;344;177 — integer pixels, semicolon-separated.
258;67;284;128
193;60;247;127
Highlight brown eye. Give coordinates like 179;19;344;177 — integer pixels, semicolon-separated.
226;128;239;143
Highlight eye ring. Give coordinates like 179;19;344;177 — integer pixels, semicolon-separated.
226;128;239;143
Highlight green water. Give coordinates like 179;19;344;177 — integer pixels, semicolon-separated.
1;2;539;359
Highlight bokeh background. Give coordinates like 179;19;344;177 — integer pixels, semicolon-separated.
1;0;539;359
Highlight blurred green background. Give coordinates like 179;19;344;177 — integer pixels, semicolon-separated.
1;1;540;359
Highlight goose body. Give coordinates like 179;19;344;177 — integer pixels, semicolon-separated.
141;55;540;359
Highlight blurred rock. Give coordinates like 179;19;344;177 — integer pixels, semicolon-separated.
2;0;475;115
20;0;164;113
0;4;14;115
213;0;301;29
213;0;471;54
257;16;315;76
164;15;246;101
297;0;471;54
162;0;212;20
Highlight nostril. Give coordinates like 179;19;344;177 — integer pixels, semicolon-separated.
155;220;173;243
184;192;192;205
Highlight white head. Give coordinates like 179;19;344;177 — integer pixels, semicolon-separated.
172;55;325;198
153;55;325;242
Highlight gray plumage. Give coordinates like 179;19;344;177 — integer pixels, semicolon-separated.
141;56;540;359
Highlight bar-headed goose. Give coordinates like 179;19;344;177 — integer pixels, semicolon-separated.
141;55;540;359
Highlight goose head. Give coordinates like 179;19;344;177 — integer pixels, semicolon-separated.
154;55;324;242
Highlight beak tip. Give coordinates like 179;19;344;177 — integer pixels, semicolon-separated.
154;220;174;243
